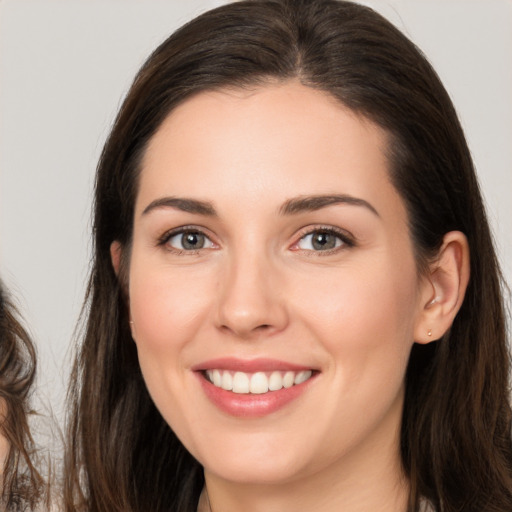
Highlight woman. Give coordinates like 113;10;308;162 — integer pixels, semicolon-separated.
64;0;512;511
0;283;45;510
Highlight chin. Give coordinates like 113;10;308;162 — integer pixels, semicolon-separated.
205;457;304;485
196;436;312;485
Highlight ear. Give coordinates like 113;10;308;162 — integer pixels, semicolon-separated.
414;231;470;344
110;241;122;276
110;240;136;338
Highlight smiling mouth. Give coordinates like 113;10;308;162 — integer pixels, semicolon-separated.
204;369;314;394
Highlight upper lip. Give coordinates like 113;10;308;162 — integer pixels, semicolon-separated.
191;357;316;373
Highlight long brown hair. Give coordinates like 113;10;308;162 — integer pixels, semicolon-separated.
65;1;512;510
0;283;45;510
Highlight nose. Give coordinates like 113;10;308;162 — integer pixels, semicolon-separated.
215;250;289;339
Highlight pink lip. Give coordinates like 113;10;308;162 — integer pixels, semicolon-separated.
192;357;314;373
192;358;318;418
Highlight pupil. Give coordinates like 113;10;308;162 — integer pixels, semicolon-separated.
312;232;335;250
182;232;204;250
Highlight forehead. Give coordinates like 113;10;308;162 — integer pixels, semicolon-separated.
137;82;401;218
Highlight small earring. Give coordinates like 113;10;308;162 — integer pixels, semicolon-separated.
427;329;432;337
129;320;134;325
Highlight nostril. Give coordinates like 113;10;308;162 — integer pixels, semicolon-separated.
253;324;273;332
219;322;274;338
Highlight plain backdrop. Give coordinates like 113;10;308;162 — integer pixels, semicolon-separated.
1;0;511;432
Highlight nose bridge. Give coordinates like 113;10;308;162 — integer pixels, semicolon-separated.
215;243;288;338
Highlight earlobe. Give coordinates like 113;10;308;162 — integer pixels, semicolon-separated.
110;241;122;276
414;231;470;344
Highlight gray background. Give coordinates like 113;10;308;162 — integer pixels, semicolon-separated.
1;0;511;429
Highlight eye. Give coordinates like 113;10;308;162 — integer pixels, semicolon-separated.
163;229;216;252
294;228;352;252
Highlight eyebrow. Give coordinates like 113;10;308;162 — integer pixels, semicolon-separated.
279;194;379;217
141;193;379;218
142;197;217;217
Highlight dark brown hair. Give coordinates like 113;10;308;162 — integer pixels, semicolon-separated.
65;1;512;510
0;283;45;510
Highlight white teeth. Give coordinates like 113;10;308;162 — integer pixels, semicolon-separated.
268;371;283;391
283;371;295;388
294;370;312;385
206;369;313;394
232;372;250;394
250;372;269;394
212;369;222;387
221;371;233;391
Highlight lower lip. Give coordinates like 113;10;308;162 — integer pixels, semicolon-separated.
196;372;316;418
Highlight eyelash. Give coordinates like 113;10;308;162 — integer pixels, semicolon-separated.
290;226;355;255
157;225;355;255
157;226;216;254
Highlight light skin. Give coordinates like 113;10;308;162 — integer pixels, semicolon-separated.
111;82;469;512
0;402;10;497
0;402;7;476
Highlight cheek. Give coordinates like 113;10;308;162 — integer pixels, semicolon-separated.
296;256;419;378
127;259;212;428
291;260;419;455
128;259;211;353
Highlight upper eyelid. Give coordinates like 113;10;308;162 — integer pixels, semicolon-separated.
293;225;355;243
286;226;355;257
157;225;215;245
155;224;355;248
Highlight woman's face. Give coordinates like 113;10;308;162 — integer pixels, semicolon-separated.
124;82;432;486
